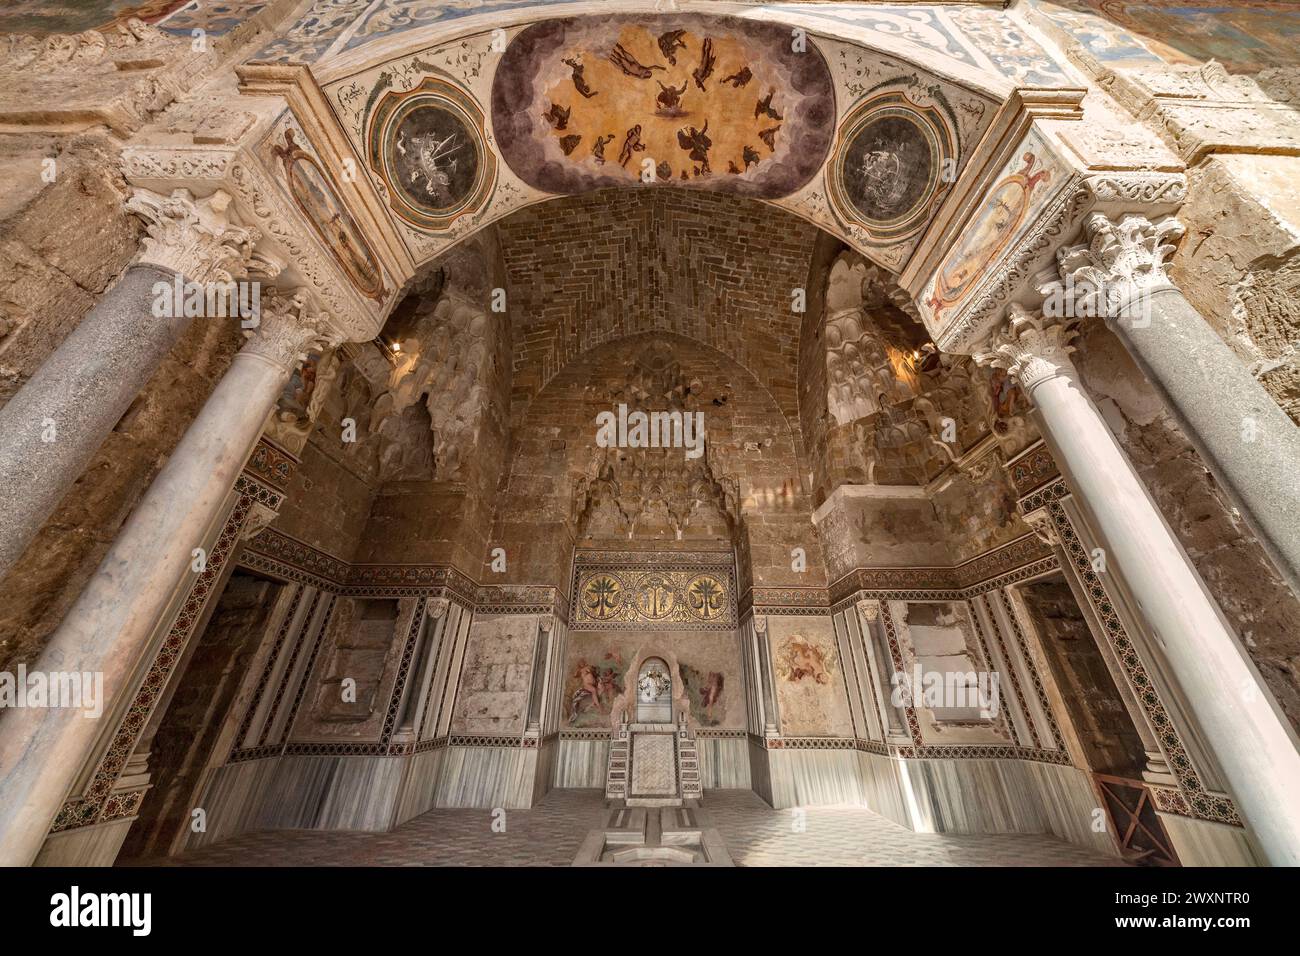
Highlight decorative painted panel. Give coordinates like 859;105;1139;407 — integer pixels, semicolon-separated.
569;550;736;630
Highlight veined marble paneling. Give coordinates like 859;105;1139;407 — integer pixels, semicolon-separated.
433;745;538;809
532;737;558;801
753;745;1121;858
765;747;870;808
35;817;135;867
186;756;281;850
1159;813;1264;867
857;750;911;827
394;747;446;826
872;753;1117;856
257;755;406;832
553;738;609;789
696;736;751;790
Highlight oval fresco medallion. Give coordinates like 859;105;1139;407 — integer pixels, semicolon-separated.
828;90;958;245
274;129;387;302
367;76;496;231
491;14;834;198
926;150;1053;320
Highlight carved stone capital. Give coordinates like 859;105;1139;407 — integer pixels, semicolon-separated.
1048;213;1184;320
753;615;768;635
427;599;450;620
855;599;881;622
238;501;279;543
974;304;1080;395
1021;507;1060;548
126;187;260;284
537;614;555;633
241;289;343;373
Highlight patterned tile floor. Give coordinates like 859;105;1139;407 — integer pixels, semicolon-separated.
144;789;1119;867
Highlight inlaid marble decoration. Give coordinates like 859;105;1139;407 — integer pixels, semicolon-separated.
272;128;388;302
491;14;834;198
828;85;959;245
367;76;496;231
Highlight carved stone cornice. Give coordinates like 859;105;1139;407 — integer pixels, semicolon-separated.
1120;61;1300;163
973;304;1080;394
125;187;259;284
1048;212;1184;319
242;289;343;373
121;147;237;184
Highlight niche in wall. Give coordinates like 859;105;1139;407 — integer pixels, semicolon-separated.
313;598;400;722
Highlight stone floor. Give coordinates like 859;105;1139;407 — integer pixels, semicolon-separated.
143;789;1120;867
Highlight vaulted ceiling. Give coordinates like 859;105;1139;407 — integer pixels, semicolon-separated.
497;188;822;442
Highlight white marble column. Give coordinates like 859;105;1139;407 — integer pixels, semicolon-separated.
0;188;259;584
1052;212;1300;595
0;292;336;866
976;306;1300;866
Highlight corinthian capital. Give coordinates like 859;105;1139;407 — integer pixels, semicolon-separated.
127;187;260;284
1049;213;1185;320
973;304;1081;394
241;289;343;373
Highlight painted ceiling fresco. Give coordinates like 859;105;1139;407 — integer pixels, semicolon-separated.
253;0;1072;92
491;15;834;198
0;0;266;37
919;127;1070;330
0;1;189;34
1036;0;1300;71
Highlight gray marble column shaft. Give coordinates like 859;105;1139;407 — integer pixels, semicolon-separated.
1055;212;1300;595
1111;285;1300;594
0;264;190;583
0;187;257;586
0;304;325;865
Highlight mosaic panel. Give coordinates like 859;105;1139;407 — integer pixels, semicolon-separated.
570;552;736;630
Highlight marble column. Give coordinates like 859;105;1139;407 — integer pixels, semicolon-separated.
0;188;259;584
753;616;780;736
0;292;336;866
1053;212;1300;594
976;305;1300;866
